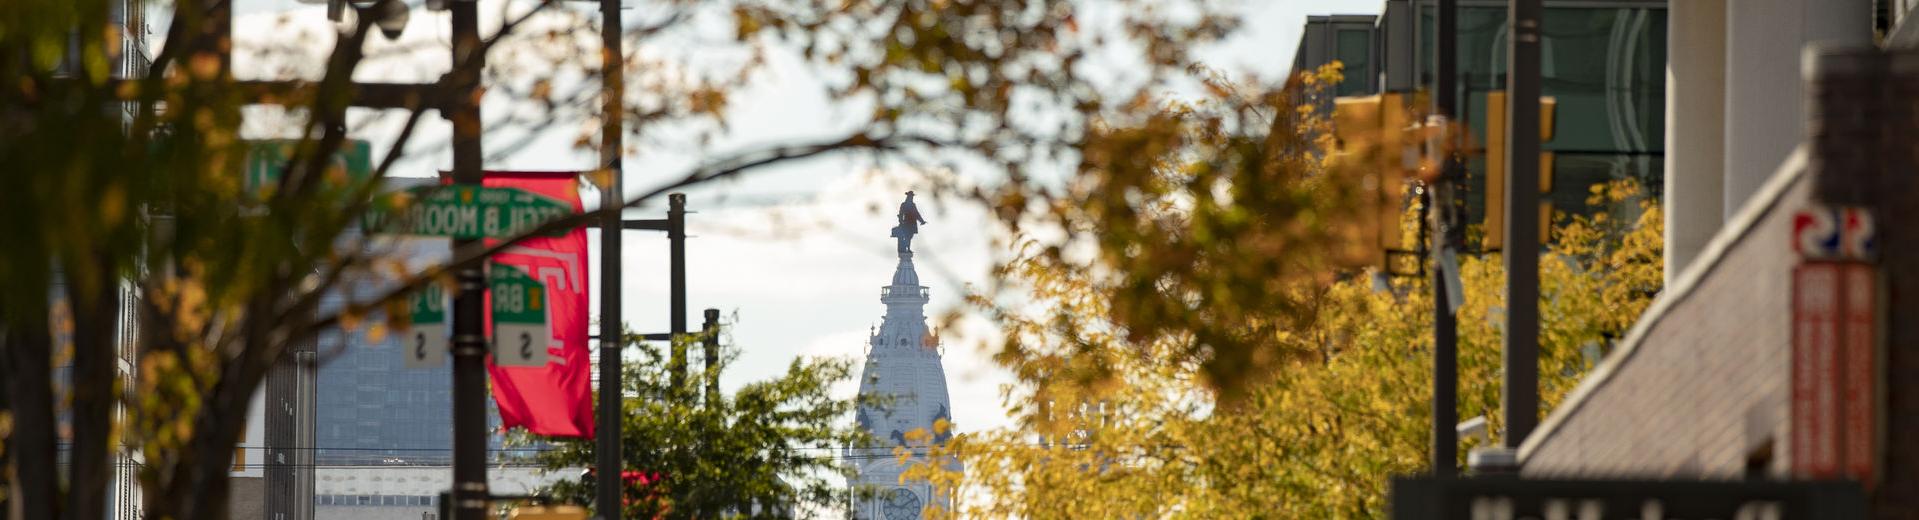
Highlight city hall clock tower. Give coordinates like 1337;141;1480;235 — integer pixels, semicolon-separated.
846;191;957;519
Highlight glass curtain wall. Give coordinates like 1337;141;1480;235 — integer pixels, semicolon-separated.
1417;2;1667;243
313;239;518;466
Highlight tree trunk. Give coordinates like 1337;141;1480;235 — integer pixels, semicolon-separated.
144;372;248;520
163;291;290;520
4;311;58;519
171;365;261;520
63;265;120;520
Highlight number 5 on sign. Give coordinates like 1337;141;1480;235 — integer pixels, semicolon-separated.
404;285;450;369
490;264;551;367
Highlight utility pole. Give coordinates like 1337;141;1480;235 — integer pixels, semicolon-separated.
1430;0;1460;478
447;0;489;517
595;0;624;517
667;194;688;397
700;307;722;517
1501;0;1543;450
588;205;690;402
701;308;720;406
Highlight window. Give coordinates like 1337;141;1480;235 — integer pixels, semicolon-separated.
1335;29;1372;96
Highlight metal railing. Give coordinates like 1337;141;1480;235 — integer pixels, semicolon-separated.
880;286;930;299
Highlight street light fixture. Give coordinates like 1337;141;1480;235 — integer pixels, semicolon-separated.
299;0;412;40
369;0;410;40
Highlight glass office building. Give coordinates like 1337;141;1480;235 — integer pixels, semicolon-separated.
1296;0;1668;239
312;236;521;466
1421;1;1667;226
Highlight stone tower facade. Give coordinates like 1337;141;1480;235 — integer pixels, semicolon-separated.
847;193;956;520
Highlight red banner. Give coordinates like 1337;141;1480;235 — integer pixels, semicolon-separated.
482;172;594;438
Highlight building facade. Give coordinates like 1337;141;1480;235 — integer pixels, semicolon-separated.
224;179;523;517
48;2;152;518
1519;2;1919;518
309;465;565;520
309;180;514;468
846;196;958;520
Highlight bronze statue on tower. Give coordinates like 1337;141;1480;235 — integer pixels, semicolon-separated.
891;191;928;253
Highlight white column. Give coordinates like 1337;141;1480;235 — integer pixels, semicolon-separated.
1722;0;1870;218
1665;0;1727;282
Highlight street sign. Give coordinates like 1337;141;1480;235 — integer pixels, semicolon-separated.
364;185;574;239
404;285;449;369
1389;477;1866;519
243;139;374;193
491;263;550;367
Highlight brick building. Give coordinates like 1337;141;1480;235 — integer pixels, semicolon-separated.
1515;2;1919;518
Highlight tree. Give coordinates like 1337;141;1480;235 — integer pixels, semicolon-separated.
913;88;1665;518
531;330;865;519
0;0;1248;518
964;65;1368;402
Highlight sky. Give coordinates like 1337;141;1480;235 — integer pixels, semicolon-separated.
221;0;1383;434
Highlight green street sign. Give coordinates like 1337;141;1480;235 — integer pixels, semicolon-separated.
404;285;449;369
244;139;374;193
364;185;573;239
490;264;550;367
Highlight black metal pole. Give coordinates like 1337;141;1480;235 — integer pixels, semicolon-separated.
595;0;624;517
448;0;489;517
667;194;687;397
1430;0;1459;478
1435;0;1458;481
1502;0;1542;449
701;308;720;407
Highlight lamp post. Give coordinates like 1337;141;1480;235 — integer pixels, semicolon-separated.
1430;0;1461;478
445;0;490;517
596;0;625;517
1501;0;1543;453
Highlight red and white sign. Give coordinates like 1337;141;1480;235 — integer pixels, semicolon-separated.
1790;262;1842;478
480;172;594;439
1840;208;1876;259
1839;263;1877;487
1789;261;1878;488
1793;205;1876;260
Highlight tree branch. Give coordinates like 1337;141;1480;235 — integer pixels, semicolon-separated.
303;132;944;338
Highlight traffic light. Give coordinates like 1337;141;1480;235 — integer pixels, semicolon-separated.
1480;91;1557;250
1327;92;1413;269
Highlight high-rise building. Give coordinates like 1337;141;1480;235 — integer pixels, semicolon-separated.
107;3;150;512
846;193;958;520
300;179;527;516
311;238;470;467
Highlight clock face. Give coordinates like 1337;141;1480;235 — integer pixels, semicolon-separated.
881;487;922;520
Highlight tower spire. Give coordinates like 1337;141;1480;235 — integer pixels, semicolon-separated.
849;189;956;519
